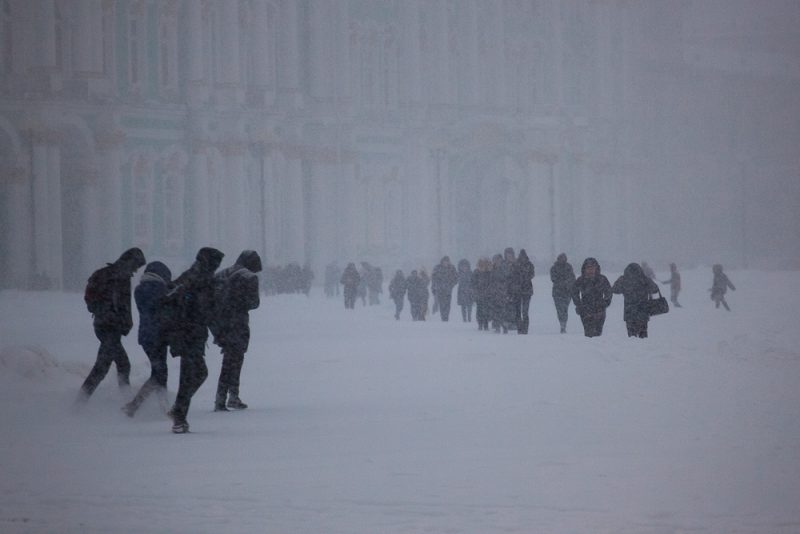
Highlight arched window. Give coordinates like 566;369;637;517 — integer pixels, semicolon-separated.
1;0;11;74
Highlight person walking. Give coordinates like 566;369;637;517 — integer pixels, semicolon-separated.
431;256;458;322
612;263;659;338
456;259;474;322
472;258;492;331
661;263;682;307
164;247;224;433
123;261;172;417
550;253;576;333
710;264;736;311
211;250;262;412
79;248;146;402
389;270;407;320
571;257;612;338
510;249;535;334
340;262;361;309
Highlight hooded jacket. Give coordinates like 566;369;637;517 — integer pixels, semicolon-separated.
612;263;659;323
211;250;262;351
550;254;576;299
571;258;612;315
85;247;146;332
134;261;172;351
510;250;535;297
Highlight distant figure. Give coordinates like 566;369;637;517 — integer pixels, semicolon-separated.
340;263;361;309
324;261;341;298
389;270;407;320
357;264;368;306
489;254;508;333
432;256;459;322
456;259;474;323
419;268;431;320
164;247;224;433
550;253;576;333
123;261;172;417
612;263;659;338
301;263;314;296
571;257;612;338
510;249;535;334
501;247;517;331
661;263;682;308
79;248;146;402
406;270;426;321
211;250;262;412
641;261;655;280
472;258;492;331
710;264;736;311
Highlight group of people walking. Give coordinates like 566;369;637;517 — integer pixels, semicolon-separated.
347;250;738;339
78;247;262;434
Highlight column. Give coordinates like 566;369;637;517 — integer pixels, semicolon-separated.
222;144;248;253
31;130;63;287
73;0;103;75
251;0;275;105
5;167;32;288
278;0;302;108
308;1;330;102
218;1;242;104
398;1;421;107
186;0;208;106
96;127;125;263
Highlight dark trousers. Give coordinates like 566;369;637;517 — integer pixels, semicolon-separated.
217;347;245;403
475;300;489;330
81;326;131;396
437;292;452;321
128;344;168;409
344;288;356;309
553;295;570;329
461;303;473;322
393;297;404;319
410;300;423;321
517;294;532;334
580;311;606;337
172;351;208;423
626;320;649;338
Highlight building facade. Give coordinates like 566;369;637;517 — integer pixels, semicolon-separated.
1;1;796;290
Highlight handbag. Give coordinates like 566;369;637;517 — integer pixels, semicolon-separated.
646;287;669;316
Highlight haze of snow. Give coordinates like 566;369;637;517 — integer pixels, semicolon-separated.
1;268;799;533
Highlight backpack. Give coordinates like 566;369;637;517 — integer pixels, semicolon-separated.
160;284;191;347
84;266;114;315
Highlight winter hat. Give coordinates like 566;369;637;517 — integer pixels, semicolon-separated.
196;247;224;271
144;261;172;283
235;250;263;273
118;247;146;272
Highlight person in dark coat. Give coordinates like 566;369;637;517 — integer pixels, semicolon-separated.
489;254;508;333
431;256;459;322
456;259;474;322
612;262;659;338
389;270;407;320
165;247;224;433
211;250;262;411
340;262;361;309
357;264;369;306
571;257;612;337
510;249;535;334
501;247;517;330
123;261;172;417
419;268;430;320
661;263;682;307
710;264;736;311
406;270;424;321
472;258;492;331
79;247;146;402
550;253;576;333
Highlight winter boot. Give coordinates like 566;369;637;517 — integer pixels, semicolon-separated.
214;389;229;412
227;396;248;410
121;402;138;418
171;420;190;433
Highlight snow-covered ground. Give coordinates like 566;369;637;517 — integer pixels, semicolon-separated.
1;268;799;533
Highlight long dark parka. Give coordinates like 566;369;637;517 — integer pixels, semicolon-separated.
456;259;474;322
471;259;492;330
550;253;576;333
711;264;736;310
167;247;224;432
340;263;361;309
510;249;535;334
212;250;262;411
431;256;458;321
571;257;612;337
79;247;146;399
612;262;659;338
389;270;407;320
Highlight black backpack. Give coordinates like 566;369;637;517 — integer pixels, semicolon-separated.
84;266;114;315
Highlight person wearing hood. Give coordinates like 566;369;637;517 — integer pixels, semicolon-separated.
612;263;660;338
431;256;459;322
389;270;407;320
550;253;576;333
510;249;535;334
123;261;172;417
571;257;612;337
340;262;361;309
165;247;224;433
79;247;146;402
710;264;736;311
471;258;492;331
661;263;682;308
211;250;262;412
456;259;474;323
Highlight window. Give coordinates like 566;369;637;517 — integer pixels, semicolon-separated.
1;0;11;74
159;6;178;90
